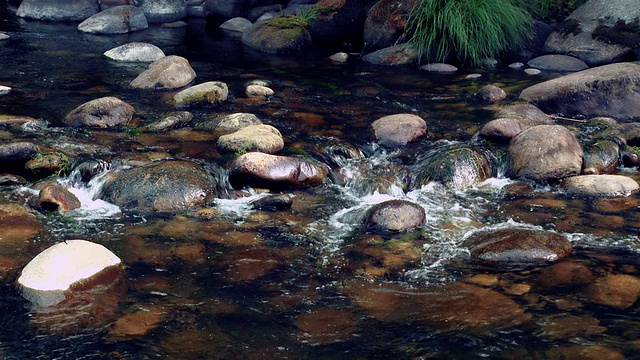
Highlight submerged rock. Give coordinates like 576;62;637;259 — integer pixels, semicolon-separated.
363;0;416;51
130;55;196;90
139;111;193;132
229;152;328;189
196;113;262;133
101;160;218;212
18;240;123;307
509;125;583;183
365;200;425;233
78;5;148;34
362;44;418;66
250;194;293;211
217;124;284;154
463;227;573;265
421;63;458;73
561;175;639;197
371;113;427;146
64;96;135;128
0;202;44;248
583;274;640;309
582;140;620;174
103;42;165;62
411;145;491;189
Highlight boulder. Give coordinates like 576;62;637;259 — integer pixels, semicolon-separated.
229;152;328;189
64;96;135;128
509;125;583;183
78;5;148;34
217;124;284;154
17;0;99;21
363;0;416;51
371;113;427;146
473;85;507;104
241;19;312;55
527;54;589;72
101;160;218;212
103;42;166;62
463;227;573;265
420;63;458;73
38;185;82;212
173;81;229;107
0;141;37;166
365;200;425;232
130;55;196;90
411;145;491;189
519;62;640;121
582;140;620;174
203;0;248;26
307;0;371;45
196;113;262;133
139;0;187;23
561;175;639;197
25;152;68;178
583;274;640;309
543;0;640;66
494;103;551;125
139;111;193;132
362;44;418;66
17;240;123;307
220;17;252;33
479;118;529;142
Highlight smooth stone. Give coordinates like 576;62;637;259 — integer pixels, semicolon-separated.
583;274;640;309
25;152;68;178
173;81;228;107
64;96;134;128
474;85;507;103
220;17;252;32
130;55;196;90
103;42;165;62
18;240;122;307
371;113;427;146
509;62;525;69
329;52;348;63
561;175;639;197
229;152;328;189
216;124;284;154
525;68;541;75
361;44;418;66
295;308;357;345
527;54;589;72
465;73;482;79
246;84;274;98
38;184;81;212
535;261;594;291
197;113;262;133
78;5;148;34
250;194;293;211
0;141;37;164
479;118;528;142
366;200;426;233
420;63;458;73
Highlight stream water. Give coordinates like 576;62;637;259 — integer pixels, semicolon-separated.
1;3;640;359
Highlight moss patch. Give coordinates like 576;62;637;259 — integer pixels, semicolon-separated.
268;14;309;29
593;18;640;49
557;18;582;37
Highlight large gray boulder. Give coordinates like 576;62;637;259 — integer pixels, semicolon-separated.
101;160;218;212
543;0;640;66
64;96;135;128
509;125;583;183
78;5;148;34
130;55;196;90
17;0;99;21
104;42;165;62
138;0;187;23
519;62;640;121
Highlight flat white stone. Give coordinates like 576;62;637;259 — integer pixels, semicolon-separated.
0;32;9;41
104;42;165;62
525;68;541;75
0;85;11;95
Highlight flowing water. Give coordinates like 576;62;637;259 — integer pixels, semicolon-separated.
1;4;640;359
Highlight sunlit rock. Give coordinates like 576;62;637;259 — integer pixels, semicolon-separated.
362;44;418;66
582;140;619;174
509;125;583;183
130;55;196;90
0;202;43;248
527;55;589;72
479;118;529;142
173;81;229;107
139;111;193;132
217;124;284;154
64;96;135;128
295;307;357;345
365;200;425;233
250;194;293;211
78;5;148;34
371;113;427;146
583;274;640;309
38;185;81;212
139;0;187;23
230;152;329;189
220;17;252;33
463;227;572;265
18;240;123;307
195;112;262;133
17;0;99;21
101;160;218;212
0;85;10;95
103;42;165;62
246;84;274;98
562;175;639;197
25;152;68;178
411;145;491;189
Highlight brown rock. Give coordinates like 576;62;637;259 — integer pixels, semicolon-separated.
38;185;81;212
365;200;425;232
109;305;165;339
546;345;625;360
539;314;606;340
583;273;640;309
130;55;196;90
535;261;594;291
371;114;427;146
295;308;357;345
229;152;328;189
64;96;134;128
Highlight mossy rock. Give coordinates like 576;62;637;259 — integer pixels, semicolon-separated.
411;145;491;189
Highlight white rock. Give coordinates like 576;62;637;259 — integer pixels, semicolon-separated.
562;175;640;197
246;84;274;98
0;85;11;95
18;240;122;307
465;73;482;79
329;52;348;63
104;42;165;62
0;32;9;41
509;62;525;69
525;68;541;75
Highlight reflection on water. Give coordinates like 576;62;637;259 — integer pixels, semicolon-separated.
1;6;640;359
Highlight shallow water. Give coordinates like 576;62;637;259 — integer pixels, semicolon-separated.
1;5;640;360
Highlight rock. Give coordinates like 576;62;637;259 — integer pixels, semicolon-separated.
103;42;165;62
99;0;137;11
0;202;44;248
0;141;37;165
25;152;68;178
101;160;218;212
78;5;148;34
216;124;284;154
130;55;196;90
196;113;262;133
229;152;328;189
509;125;583;183
546;345;625;360
17;240;123;307
0;85;11;95
307;0;370;45
365;200;425;233
543;0;640;66
473;85;507;104
535;261;594;291
329;52;348;63
108;304;165;339
561;175;639;197
362;44;418;66
527;54;589;72
295;308;357;345
173;81;228;107
250;194;293;211
140;111;193;132
519;62;640;121
509;62;525;69
363;0;416;51
583;274;640;309
0;174;27;186
38;185;81;212
139;0;187;23
220;17;252;33
371;113;427;146
203;0;246;25
64;96;135;128
246;84;274;98
463;227;573;265
495;103;551;125
241;19;312;55
411;145;491;189
539;314;606;340
420;63;458;73
582;140;619;174
524;68;541;75
479;118;529;142
17;0;99;21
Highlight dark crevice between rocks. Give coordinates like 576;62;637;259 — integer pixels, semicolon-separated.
593;18;640;49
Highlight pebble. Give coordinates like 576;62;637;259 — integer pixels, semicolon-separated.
0;85;10;95
0;32;9;41
524;68;541;75
508;62;525;69
465;73;482;79
329;52;348;63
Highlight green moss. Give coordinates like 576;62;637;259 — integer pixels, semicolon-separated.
268;14;309;29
